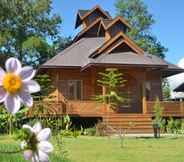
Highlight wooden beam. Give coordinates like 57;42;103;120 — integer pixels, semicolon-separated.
55;70;60;102
142;74;147;114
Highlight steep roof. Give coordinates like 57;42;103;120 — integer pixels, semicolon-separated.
41;37;183;77
42;37;104;68
75;5;111;28
42;5;184;78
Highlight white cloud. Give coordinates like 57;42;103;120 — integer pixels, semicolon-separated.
167;57;184;99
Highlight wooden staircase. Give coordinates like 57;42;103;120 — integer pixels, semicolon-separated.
102;114;153;134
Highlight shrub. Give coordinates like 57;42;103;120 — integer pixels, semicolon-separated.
85;127;96;136
166;117;182;133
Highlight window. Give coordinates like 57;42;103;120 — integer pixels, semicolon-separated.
60;80;82;100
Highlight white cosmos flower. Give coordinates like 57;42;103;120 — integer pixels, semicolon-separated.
0;57;40;114
22;122;53;162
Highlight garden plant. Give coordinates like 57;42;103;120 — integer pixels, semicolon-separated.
0;57;53;162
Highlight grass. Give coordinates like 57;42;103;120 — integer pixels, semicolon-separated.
0;135;184;162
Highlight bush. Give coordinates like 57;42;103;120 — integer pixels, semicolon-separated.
166;117;182;133
85;127;96;136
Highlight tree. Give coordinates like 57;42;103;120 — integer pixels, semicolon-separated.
115;0;167;58
0;0;62;66
94;68;127;111
56;36;73;53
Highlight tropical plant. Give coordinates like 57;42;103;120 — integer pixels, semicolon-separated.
153;97;165;129
94;68;127;111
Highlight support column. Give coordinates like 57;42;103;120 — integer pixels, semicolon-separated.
56;71;60;102
142;73;147;114
91;67;96;96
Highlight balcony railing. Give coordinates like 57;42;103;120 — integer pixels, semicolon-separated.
27;100;106;117
27;100;184;117
147;101;184;117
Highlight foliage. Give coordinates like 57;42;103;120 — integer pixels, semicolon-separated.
0;106;27;134
61;115;80;138
0;0;62;66
153;97;165;129
84;127;97;136
94;68;127;110
56;36;73;53
166;117;182;133
162;79;171;101
115;0;167;58
34;74;54;99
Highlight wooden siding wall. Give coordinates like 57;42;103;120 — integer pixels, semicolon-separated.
146;70;162;101
44;67;162;113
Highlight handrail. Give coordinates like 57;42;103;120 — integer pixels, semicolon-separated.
147;101;184;117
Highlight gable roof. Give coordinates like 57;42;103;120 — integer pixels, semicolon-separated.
74;18;103;42
41;37;183;77
101;16;132;30
74;17;131;42
89;32;144;57
75;5;111;28
42;37;105;68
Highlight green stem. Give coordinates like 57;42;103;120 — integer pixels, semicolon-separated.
0;149;22;154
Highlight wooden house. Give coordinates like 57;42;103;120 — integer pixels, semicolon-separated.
31;6;184;133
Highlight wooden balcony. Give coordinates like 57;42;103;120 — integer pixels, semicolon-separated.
27;100;106;117
147;101;184;117
27;100;184;118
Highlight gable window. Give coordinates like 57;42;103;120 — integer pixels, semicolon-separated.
60;80;82;100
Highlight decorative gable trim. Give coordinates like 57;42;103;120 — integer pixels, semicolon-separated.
101;16;132;30
75;5;111;29
74;18;104;42
89;32;144;58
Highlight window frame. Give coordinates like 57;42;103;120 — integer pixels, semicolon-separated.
59;79;83;100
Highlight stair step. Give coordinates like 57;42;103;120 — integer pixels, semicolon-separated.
102;113;153;134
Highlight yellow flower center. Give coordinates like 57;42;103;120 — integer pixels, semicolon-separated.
3;73;22;94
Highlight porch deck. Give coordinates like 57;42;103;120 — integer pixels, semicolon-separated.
27;100;184;118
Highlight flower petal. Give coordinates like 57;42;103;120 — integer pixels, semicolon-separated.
38;141;53;153
38;150;49;162
4;95;21;114
0;87;7;102
23;150;33;160
19;66;36;81
23;80;40;93
37;128;51;141
5;57;21;74
19;90;33;107
33;122;42;134
22;124;34;133
0;67;5;85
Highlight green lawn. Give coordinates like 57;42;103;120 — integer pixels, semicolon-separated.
0;135;184;162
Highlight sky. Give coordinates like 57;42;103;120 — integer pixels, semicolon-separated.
51;0;184;64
